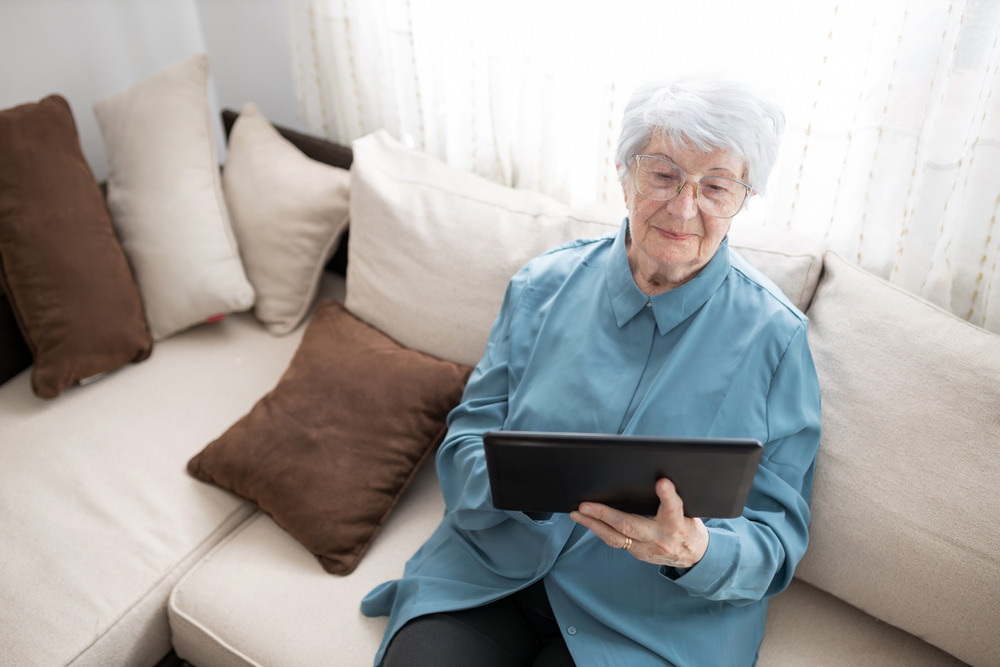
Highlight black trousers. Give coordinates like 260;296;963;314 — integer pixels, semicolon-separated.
381;579;577;667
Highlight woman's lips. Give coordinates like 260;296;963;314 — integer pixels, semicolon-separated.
655;228;695;241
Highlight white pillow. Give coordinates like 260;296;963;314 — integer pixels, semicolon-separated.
346;130;620;366
223;103;350;335
93;54;254;340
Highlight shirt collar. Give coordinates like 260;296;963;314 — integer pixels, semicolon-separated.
605;217;731;335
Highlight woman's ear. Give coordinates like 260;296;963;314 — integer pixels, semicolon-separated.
617;164;630;208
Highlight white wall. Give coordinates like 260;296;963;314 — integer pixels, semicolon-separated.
195;0;305;133
0;0;304;182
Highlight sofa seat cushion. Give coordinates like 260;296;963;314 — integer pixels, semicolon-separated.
0;273;345;667
169;457;965;667
168;455;445;667
759;580;969;667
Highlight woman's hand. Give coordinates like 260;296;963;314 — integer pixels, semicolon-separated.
569;478;709;570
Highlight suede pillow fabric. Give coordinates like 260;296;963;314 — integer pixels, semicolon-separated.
187;299;472;575
223;102;350;335
0;95;152;398
93;54;255;340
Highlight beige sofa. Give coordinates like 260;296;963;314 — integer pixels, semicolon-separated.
1;117;997;667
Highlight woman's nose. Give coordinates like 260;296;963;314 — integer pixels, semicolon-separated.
667;181;700;220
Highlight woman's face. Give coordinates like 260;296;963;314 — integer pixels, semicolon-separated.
623;135;747;292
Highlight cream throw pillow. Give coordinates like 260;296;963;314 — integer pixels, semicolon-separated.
93;54;254;339
346;130;826;366
346;131;620;366
799;251;1000;667
222;103;350;335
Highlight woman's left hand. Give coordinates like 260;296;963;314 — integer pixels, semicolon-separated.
569;478;709;570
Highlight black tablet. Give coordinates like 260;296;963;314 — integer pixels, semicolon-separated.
483;431;764;519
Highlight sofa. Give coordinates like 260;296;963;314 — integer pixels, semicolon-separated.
1;56;998;667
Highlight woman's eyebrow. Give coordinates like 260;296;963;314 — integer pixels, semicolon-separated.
652;152;737;176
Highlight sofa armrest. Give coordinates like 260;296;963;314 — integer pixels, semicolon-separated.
0;281;32;387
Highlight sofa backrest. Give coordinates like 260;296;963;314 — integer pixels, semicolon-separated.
800;250;1000;667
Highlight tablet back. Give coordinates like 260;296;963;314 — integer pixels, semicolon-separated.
483;431;763;518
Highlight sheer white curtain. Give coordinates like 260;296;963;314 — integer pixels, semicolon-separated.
286;0;1000;334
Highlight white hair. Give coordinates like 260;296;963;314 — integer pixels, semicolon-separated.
615;76;785;197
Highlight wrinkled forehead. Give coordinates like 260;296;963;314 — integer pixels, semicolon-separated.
641;132;746;180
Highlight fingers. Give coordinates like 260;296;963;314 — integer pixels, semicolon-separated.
575;503;641;538
570;482;709;569
655;478;686;525
570;503;641;551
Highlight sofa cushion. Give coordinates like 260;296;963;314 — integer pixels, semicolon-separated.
728;225;825;313
346;130;825;367
0;273;344;667
759;579;969;667
93;54;255;340
0;94;152;398
346;130;619;366
799;251;1000;667
169;457;967;667
186;300;471;575
223;102;350;335
169;456;444;667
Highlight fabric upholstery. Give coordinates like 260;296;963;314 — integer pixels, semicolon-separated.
346;130;825;367
346;130;621;366
0;274;344;667
799;251;1000;667
222;108;354;172
169;460;968;667
759;579;969;667
727;225;825;313
0;286;31;386
0;95;152;398
223;102;350;335
187;300;472;575
93;54;255;340
170;458;444;667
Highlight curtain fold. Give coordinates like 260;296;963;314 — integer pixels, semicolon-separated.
287;0;1000;334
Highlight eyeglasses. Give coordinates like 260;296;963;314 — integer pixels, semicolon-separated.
633;155;751;219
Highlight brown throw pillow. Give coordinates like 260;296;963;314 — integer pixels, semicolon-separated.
187;300;472;575
0;95;153;398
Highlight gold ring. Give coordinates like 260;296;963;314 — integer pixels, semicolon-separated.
622;537;632;551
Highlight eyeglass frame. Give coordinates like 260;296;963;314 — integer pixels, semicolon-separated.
632;154;752;219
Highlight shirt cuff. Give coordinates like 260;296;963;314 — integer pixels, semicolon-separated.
658;526;738;593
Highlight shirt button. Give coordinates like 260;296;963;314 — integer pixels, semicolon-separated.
567;626;577;635
645;300;652;307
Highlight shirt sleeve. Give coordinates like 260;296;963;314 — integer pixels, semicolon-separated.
662;321;822;606
435;265;552;531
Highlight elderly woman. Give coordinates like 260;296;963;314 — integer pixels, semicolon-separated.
362;77;822;667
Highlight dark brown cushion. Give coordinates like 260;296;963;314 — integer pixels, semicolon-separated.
187;300;472;575
0;95;152;398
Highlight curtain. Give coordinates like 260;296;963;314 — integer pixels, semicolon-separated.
287;0;1000;334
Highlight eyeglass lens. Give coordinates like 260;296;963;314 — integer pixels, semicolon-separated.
635;156;747;218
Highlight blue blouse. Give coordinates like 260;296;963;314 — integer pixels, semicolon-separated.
362;218;822;667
